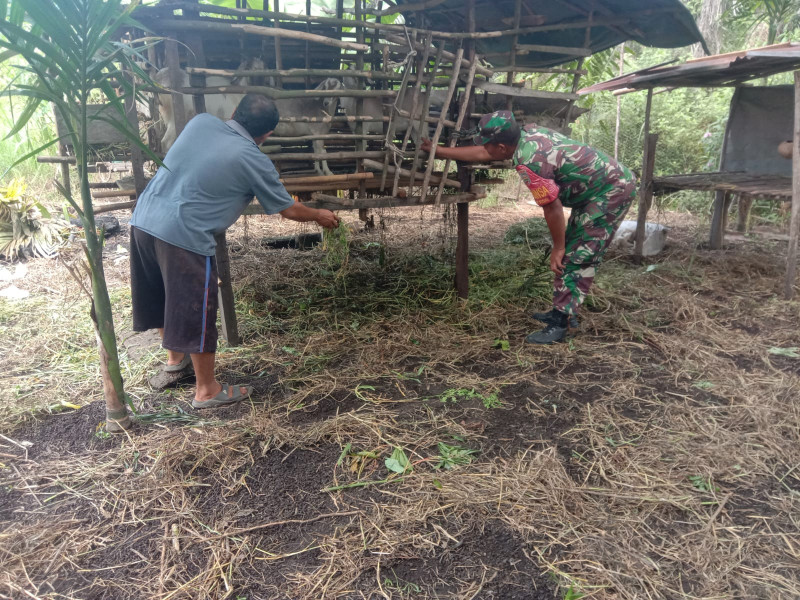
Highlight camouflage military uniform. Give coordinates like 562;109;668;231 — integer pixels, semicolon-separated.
512;125;636;317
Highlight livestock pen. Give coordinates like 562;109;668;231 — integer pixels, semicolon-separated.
39;0;707;342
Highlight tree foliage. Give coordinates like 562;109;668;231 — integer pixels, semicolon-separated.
1;0;159;430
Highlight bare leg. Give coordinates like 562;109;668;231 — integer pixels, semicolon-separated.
190;351;249;403
158;328;185;366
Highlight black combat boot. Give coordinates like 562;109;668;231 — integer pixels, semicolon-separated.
525;310;569;345
532;308;579;329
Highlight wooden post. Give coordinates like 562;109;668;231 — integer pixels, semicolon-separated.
215;232;240;346
785;70;800;300
455;0;477;300
505;0;522;111
273;0;283;88
633;88;654;260
165;39;188;138
123;71;147;198
710;191;731;249
562;3;593;130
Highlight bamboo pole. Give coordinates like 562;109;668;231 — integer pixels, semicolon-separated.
380;32;418;191
407;43;446;197
136;3;672;41
263;150;386;161
149;85;396;100
505;0;522;111
516;44;592;57
435;55;480;205
279;115;388;124
272;0;283;88
634;88;656;261
785;70;800;299
419;48;464;199
153;19;370;52
268;134;384;142
392;32;435;197
306;190;483;210
363;159;460;189
384;33;493;78
165;39;188;139
186;65;477;85
455;0;476;300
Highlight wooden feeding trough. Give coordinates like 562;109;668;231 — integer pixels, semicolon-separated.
39;0;706;343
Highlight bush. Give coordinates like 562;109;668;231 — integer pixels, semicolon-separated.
0;179;69;260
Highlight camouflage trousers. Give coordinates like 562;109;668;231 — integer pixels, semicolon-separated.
553;182;636;317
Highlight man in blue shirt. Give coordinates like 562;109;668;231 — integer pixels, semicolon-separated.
130;94;339;409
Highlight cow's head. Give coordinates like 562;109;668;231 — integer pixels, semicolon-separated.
318;77;344;116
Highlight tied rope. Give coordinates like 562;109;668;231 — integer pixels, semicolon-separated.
449;126;480;141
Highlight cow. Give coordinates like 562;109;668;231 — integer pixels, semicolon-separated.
339;76;448;141
154;65;344;176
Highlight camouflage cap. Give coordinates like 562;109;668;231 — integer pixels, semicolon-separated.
474;110;520;146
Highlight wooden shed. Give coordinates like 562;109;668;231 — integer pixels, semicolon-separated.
45;0;707;342
580;43;800;299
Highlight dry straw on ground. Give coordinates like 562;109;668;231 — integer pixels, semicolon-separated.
1;202;798;599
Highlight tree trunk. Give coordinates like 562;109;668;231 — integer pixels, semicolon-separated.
77;120;131;431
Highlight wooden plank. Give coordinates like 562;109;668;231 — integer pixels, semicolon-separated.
473;81;579;101
786;70;800;299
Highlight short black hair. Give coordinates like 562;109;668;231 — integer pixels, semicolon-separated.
232;94;279;138
491;121;521;146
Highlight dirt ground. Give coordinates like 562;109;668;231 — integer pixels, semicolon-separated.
1;197;799;600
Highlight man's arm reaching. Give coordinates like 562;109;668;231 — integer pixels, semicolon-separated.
420;138;493;162
280;200;340;229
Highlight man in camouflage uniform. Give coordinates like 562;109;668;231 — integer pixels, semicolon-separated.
421;111;636;344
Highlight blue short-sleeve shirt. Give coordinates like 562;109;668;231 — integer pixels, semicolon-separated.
130;113;295;256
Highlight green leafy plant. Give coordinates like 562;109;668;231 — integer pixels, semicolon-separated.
768;346;800;358
385;446;412;475
434;442;478;470
563;585;585;600
492;338;511;351
689;474;720;493
322;220;350;273
0;179;69;259
383;572;421;595
439;387;501;409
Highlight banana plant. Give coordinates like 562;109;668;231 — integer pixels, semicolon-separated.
0;0;159;432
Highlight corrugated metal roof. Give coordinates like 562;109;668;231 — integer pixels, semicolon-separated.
578;42;800;94
397;0;707;68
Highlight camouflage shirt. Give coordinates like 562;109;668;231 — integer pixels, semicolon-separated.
513;125;635;208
